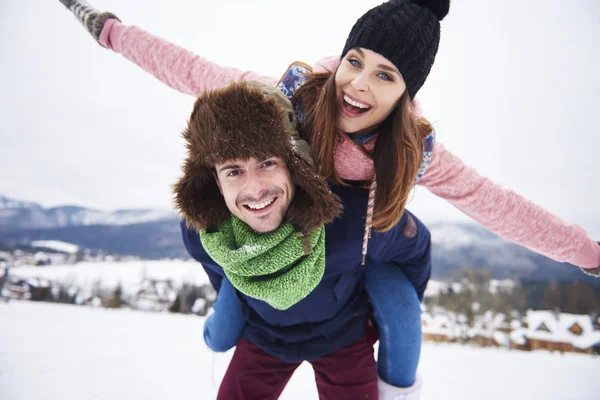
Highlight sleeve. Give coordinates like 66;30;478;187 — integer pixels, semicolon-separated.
179;220;223;291
99;19;278;97
312;56;341;73
417;142;600;269
203;277;245;352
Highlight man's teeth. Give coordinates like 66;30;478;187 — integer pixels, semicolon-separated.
344;95;369;109
247;198;275;210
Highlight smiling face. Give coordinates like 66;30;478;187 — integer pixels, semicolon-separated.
335;48;407;137
214;156;294;234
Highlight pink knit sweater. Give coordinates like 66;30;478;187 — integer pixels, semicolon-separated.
99;20;600;270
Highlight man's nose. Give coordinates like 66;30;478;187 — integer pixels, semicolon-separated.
244;169;267;198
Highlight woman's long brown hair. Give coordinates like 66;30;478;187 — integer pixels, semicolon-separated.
293;70;433;232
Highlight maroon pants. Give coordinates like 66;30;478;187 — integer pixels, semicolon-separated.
217;336;378;400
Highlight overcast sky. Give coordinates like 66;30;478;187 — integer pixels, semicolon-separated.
1;0;598;237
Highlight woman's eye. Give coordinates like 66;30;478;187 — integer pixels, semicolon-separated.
348;58;361;68
378;72;393;82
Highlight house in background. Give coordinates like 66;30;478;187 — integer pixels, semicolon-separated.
422;312;464;343
510;310;600;354
468;311;509;347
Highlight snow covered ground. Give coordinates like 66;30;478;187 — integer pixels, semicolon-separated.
8;260;211;295
1;302;598;400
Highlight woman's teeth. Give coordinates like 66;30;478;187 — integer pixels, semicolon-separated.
246;198;275;210
343;95;370;109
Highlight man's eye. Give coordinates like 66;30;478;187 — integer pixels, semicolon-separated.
227;170;241;177
262;160;277;168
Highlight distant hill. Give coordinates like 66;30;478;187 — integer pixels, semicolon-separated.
1;195;597;285
0;217;186;260
0;195;175;230
429;222;598;285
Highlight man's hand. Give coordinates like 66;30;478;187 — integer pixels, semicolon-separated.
58;0;120;46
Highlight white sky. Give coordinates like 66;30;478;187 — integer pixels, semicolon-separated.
1;0;598;236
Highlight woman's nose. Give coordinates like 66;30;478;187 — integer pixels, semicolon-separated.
351;72;369;91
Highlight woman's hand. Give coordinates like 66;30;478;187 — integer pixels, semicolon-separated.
59;0;120;46
580;242;600;277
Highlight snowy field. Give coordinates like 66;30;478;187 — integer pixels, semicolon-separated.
1;301;598;400
8;260;211;292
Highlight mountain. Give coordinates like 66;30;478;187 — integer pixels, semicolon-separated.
0;217;187;259
429;222;597;284
0;195;175;231
1;195;597;284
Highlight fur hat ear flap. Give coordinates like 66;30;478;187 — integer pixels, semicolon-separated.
173;158;229;232
285;154;343;233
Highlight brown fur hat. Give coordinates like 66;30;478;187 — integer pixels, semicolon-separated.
174;81;343;233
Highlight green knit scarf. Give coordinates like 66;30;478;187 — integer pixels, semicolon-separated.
200;216;326;310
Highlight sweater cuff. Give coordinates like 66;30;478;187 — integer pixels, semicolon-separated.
572;238;600;269
98;18;120;50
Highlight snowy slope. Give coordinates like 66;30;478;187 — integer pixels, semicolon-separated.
0;195;175;231
9;260;210;293
1;302;598;400
428;222;593;282
30;240;79;254
430;223;499;249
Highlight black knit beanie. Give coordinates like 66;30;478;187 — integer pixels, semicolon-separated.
341;0;450;99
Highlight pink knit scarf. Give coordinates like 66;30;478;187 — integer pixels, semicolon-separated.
333;98;422;180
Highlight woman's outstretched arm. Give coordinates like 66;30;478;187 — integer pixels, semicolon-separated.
418;142;600;273
59;0;277;97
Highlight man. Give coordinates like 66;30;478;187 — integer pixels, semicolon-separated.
174;81;431;400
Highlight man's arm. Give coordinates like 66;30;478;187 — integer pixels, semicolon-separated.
58;0;278;97
180;219;223;291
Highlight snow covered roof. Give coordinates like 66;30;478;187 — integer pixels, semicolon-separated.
422;313;463;338
510;319;522;330
468;311;508;336
493;331;509;346
31;240;79;254
509;328;528;345
525;310;600;349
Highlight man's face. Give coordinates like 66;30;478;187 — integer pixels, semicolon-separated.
214;156;294;234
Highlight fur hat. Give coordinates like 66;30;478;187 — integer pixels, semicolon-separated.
174;81;343;233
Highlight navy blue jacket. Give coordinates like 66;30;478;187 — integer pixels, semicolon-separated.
181;184;431;362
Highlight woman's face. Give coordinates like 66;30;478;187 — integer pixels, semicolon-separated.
334;48;406;137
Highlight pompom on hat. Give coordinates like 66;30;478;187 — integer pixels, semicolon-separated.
342;0;451;99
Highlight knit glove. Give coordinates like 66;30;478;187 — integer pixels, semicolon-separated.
59;0;119;46
579;242;600;277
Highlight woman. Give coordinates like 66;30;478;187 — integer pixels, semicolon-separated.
57;1;600;399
